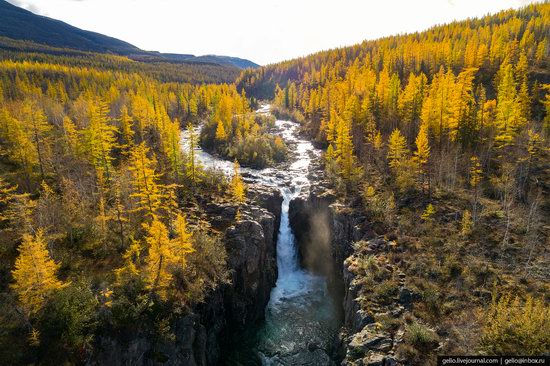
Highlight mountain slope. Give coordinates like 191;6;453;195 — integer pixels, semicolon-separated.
0;0;142;55
0;0;258;69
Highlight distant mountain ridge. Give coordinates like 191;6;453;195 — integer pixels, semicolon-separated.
0;0;258;69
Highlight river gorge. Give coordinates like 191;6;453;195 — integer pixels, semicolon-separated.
183;105;343;365
90;105;404;366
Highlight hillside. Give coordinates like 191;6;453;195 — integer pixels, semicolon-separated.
0;0;258;71
0;36;243;84
239;3;549;97
239;2;550;364
0;37;286;363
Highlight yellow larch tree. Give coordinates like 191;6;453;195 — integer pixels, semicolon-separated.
62;116;79;156
469;155;483;223
420;68;453;145
95;172;111;243
231;160;246;204
215;119;227;141
0;178;26;225
387;128;414;191
114;239;142;285
448;68;477;142
515;53;531;123
143;218;175;299
185;123;202;188
387;128;409;171
119;105;134;152
481;294;550;355
398;72;427;139
11;230;65;315
84;99;118;181
171;214;194;269
335;117;360;182
372;131;383;151
421;203;436;221
162;119;184;183
413;124;431;193
22;101;52;181
128;143;165;218
495;62;524;148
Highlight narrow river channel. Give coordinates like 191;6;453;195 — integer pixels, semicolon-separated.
182;105;341;365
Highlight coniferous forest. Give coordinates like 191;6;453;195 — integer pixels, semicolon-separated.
0;1;549;365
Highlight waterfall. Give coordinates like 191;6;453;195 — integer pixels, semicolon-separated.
182;105;340;365
275;187;301;277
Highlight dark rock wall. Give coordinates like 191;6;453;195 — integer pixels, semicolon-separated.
288;177;408;365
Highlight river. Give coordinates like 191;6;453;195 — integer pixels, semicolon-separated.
181;105;341;365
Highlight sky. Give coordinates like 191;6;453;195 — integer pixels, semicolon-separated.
6;0;540;65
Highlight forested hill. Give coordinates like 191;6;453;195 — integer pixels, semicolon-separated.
239;3;550;361
0;0;258;73
0;37;241;84
0;26;276;363
237;2;550;180
238;3;549;99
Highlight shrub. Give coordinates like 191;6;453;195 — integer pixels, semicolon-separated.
376;313;401;335
480;294;550;355
374;279;400;304
405;322;439;351
38;281;99;363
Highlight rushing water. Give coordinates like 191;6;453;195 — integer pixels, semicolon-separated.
181;105;340;365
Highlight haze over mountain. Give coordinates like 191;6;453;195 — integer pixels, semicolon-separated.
0;0;258;69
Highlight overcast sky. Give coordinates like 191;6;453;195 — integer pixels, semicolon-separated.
6;0;540;65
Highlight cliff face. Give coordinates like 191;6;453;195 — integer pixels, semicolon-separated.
88;187;283;366
222;206;278;331
288;166;409;366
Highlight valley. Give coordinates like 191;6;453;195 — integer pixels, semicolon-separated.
0;1;548;366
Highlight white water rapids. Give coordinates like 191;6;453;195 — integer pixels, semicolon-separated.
181;105;340;365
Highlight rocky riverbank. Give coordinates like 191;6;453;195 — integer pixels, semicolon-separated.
289;161;419;366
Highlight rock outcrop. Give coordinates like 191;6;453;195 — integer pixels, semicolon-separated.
288;162;411;365
223;206;278;330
